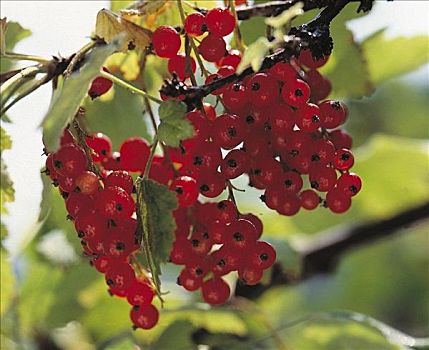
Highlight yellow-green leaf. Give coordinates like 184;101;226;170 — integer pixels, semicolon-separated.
265;2;303;29
236;37;271;74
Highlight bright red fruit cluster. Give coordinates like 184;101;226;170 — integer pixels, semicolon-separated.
44;130;160;330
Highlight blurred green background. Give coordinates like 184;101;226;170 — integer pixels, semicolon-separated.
1;1;428;349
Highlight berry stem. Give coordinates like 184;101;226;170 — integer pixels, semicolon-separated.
1;52;51;65
99;70;163;104
63;40;97;78
142;136;159;181
228;0;246;53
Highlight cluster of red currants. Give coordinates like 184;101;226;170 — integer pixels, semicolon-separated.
43;131;161;330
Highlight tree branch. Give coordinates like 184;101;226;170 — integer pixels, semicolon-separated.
235;201;429;299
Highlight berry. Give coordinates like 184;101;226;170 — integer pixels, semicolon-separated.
214;200;238;223
223;83;248;113
120;137;150;172
168;53;196;80
238;266;263;285
198;171;226;198
276;193;301;216
199;34;226;62
206;8;236;37
105;263;135;292
220;149;249;179
184;12;206;37
333;148;354;170
299;49;329;69
86;133;112;162
201;278;230;305
326;188;352;213
240;213;263;239
53;144;87;178
130;304;159;330
218;50;241;69
170;176;199;207
336;172;362;197
212;113;245;150
152;26;181;58
88;68;113;99
75;211;107;239
104;170;134;194
309;165;337;192
282;79;310;107
96;186;135;220
224;218;257;250
127;281;155;306
75;171;100;195
299;189;321;210
249;241;276;270
319;100;347;129
178;269;203;291
297;103;321;132
247;73;279;108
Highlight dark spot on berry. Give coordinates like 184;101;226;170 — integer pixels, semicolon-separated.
227;159;237;168
175;186;184;195
233;232;243;241
217;259;226;267
284;180;293;188
106;278;114;285
195;268;203;276
115;203;123;211
331;101;341;110
290;149;299;157
202;232;209;239
232;83;241;92
311;181;319;189
341;153;350;161
312;115;320;123
193;156;203;165
217;202;227;209
350;185;358;194
311;154;320;162
78;231;85;238
101;149;107;155
201;24;208;32
253;168;262;176
246;115;254;124
227;127;237;137
251;82;260;91
54;160;63;169
295;89;303;97
115;242;125;251
200;184;209;192
191;239;200;247
260;253;268;261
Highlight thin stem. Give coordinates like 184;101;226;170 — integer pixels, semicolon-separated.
142;136;159;180
63;40;97;78
0;65;41;95
99;70;163;104
229;0;246;53
2;52;51;65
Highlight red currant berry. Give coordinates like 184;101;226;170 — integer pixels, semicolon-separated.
66;192;95;218
96;186;135;220
130;304;159;330
336;172;362;197
75;211;107;239
299;49;329;69
198;171;226;198
249;241;276;270
102;151;122;171
218;50;241;69
168;53;196;80
199;34;226;62
328;129;353;150
105;263;135;292
60;128;75;146
86;133;112;162
276;193;301;216
326;188;352;213
247;73;279;108
184;12;206;37
309;165;337;192
220;149;249;179
152;26;181;58
75;171;100;195
127;281;155;306
310;139;335;166
88;68;113;99
212;114;245;150
270;62;296;82
299;189;321;210
319;100;347;129
282;79;310;107
333;148;354;171
214;199;238;224
306;69;332;102
170;176;199;207
53;144;87;178
240;213;263;239
278;171;303;193
224;218;257;250
120;137;150;172
297;103;321;132
104;170;134;194
223;83;248;113
178;269;203;291
238;266;263;285
206;8;236;37
201;278;230;305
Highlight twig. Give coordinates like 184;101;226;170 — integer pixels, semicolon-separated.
235;201;429;299
63;40;97;78
2;52;51;64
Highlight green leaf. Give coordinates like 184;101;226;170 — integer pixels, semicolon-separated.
135;178;178;299
0;21;32;73
362;30;429;85
277;311;425;350
151;320;197;350
157;100;194;147
319;4;373;99
265;3;303;29
41;37;122;152
0;162;14;215
83;84;150;150
0;253;14;316
1;126;11;152
236;37;271;74
38;171;53;222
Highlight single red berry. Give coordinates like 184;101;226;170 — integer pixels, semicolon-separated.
224;218;258;250
306;69;332;102
104;170;134;194
270;62;296;82
220;149;249;179
86;133;112;162
186;109;210;142
120;137;150;172
189;231;213;256
328;129;353;150
102;151;122;170
170;176;199;207
75;171;100;195
53;144;87;178
214;199;238;224
240;213;263;239
333;148;354;170
127;281;155;306
276;193;301;216
184;12;206;37
269;103;296;134
57;175;75;193
218;50;241;69
206;8;236;37
60;128;75;146
336;172;362;197
299;49;329;69
249;241;277;270
278;171;303;193
96;186;135;220
105;263;136;292
169;239;192;265
130;304;159;330
212;113;245;150
223;83;248;113
199;34;226;62
326;188;352;213
91;255;114;273
198;171;226;198
299;189;321;210
66;193;95;218
247;73;279;108
88;67;113;99
319;100;347;129
187;140;222;173
309;165;337;192
310;139;335;166
296;103;321;132
178;269;203;291
168;53;197;80
201;278;230;305
282;79;310;107
74;211;107;239
249;158;283;188
152;26;181;58
238;266;263;285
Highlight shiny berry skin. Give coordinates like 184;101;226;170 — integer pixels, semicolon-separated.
247;73;279;108
210;248;234;276
127;281;154;306
270;62;296;82
168;53;196;80
224;218;257;250
104;170;134;194
96;186;135;220
223;83;248;113
218;50;241;69
299;49;329;69
269;103;296;134
74;211;107;239
57;175;75;193
88;68;113;99
66;192;95;218
188;141;222;173
333;148;354;170
170;176;199;207
326;188;352;213
189;231;213;256
198;171;226;198
105;263;135;292
309;165;337;192
297;103;321;132
186;110;210;142
319;100;347;129
152;26;181;58
201;278;230;305
178;269;203;291
214;199;238;224
184;12;206;36
169;239;192;265
130;304;159;330
119;137;150;172
203;103;216;121
276;193;301;216
306;69;332;102
278;171;303;193
206;8;236;37
249;159;283;188
249;241;277;270
53;144;87;177
220;149;249;179
336;172;362;197
102;151;122;171
91;255;112;273
238;266;263;285
282;79;310;107
329;129;353;150
212;113;245;150
299;189;321;210
86;133;112;162
240;213;263;239
199;34;226;62
310;139;335;166
75;171;100;195
60;128;75;146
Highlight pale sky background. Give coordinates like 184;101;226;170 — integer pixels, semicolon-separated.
1;1;428;254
